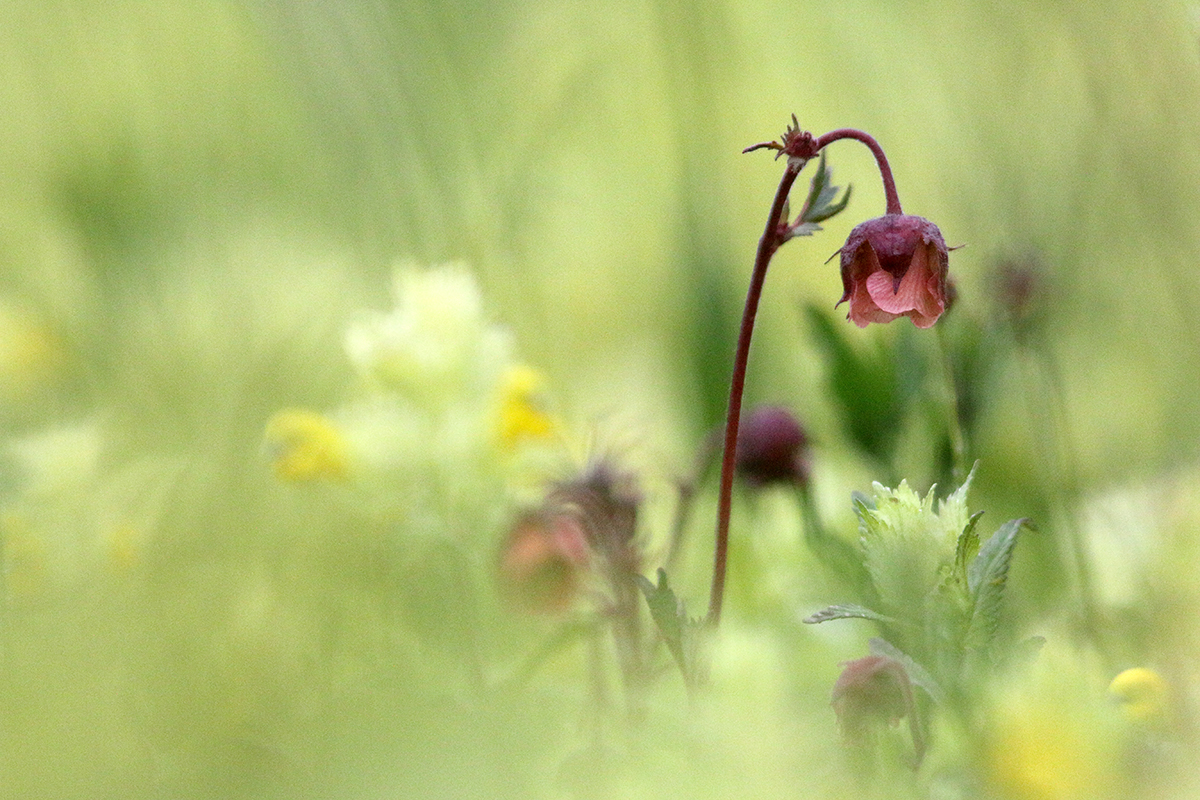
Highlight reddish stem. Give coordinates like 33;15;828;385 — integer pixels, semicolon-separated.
707;160;802;625
814;128;903;215
707;124;903;627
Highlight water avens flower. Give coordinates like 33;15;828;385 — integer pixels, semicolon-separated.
498;511;589;612
837;214;950;329
831;655;919;748
709;118;954;625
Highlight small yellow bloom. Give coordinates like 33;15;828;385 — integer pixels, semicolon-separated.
1109;667;1170;723
496;365;557;449
264;409;350;482
986;711;1118;800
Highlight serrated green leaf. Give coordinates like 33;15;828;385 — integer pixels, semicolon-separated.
637;568;683;660
803;603;895;625
637;568;704;685
964;518;1030;652
781;221;823;241
807;181;852;224
851;490;875;513
953;511;985;584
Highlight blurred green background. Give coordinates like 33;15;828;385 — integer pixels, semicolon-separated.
2;1;1200;797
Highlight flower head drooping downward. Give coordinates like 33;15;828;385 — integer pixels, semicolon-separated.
837;214;950;329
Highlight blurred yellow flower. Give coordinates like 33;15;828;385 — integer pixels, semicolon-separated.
985;710;1119;800
496;364;557;449
1108;667;1169;724
0;299;65;403
264;408;350;482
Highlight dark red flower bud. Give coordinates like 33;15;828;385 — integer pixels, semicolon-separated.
735;404;810;488
836;214;950;329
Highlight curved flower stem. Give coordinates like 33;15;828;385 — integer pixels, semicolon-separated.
707;159;802;625
814;129;903;216
708;123;904;627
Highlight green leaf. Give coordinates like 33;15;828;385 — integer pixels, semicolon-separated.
964;518;1031;652
781;152;852;241
799;151;852;224
806;305;904;463
953;511;985;585
781;221;823;241
637;568;705;687
803;603;895;625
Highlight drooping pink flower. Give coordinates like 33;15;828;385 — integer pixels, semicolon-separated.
836;214;950;328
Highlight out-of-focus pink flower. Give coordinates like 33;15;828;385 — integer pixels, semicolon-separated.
499;512;590;613
831;654;924;763
837;214;950;329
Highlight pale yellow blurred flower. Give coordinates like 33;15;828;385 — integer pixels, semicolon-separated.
1109;667;1170;724
495;364;558;449
0;299;65;403
344;262;512;406
264;408;350;482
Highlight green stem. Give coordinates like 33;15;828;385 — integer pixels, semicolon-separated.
935;325;968;485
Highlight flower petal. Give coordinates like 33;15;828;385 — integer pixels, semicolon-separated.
844;242;899;327
866;245;944;325
849;280;898;327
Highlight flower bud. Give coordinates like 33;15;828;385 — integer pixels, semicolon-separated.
498;511;590;612
735;404;810;488
837;214;950;329
831;654;922;762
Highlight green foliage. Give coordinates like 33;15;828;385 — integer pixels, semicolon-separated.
805;305;921;469
807;471;1028;701
637;568;707;690
783;151;853;240
804;602;896;626
964;517;1032;658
